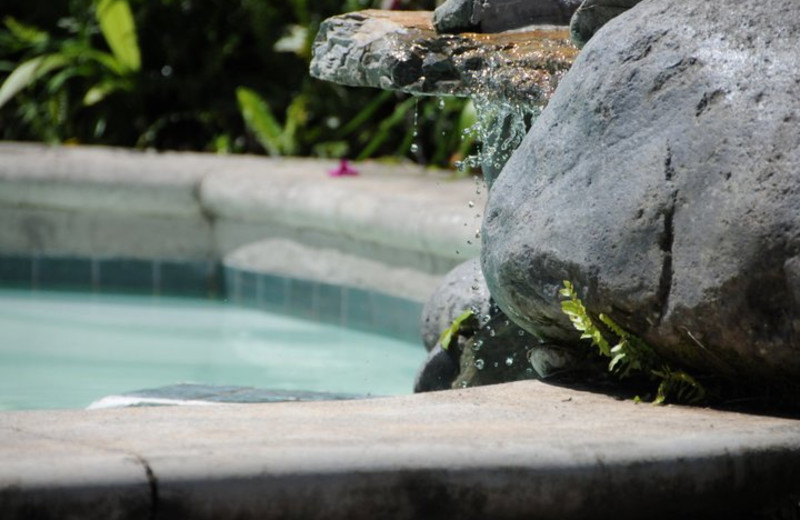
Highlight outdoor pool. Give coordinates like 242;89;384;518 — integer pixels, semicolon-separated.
0;288;426;410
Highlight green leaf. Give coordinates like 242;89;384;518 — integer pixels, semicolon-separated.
95;0;141;72
83;79;125;105
438;309;475;351
4;16;49;46
236;86;284;156
0;54;69;108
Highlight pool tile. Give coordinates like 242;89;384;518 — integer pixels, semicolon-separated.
37;257;92;290
316;282;343;325
259;274;288;311
238;271;259;308
287;278;315;319
369;292;423;343
159;260;217;297
0;256;33;288
343;287;373;331
97;259;155;294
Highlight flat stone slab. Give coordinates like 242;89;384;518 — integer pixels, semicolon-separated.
310;10;577;104
2;381;799;518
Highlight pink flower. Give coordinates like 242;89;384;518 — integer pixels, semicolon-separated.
328;159;359;177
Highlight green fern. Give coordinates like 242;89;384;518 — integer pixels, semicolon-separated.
558;281;611;356
559;280;705;404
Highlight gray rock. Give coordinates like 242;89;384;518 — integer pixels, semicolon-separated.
413;342;461;392
452;307;541;388
310;10;576;103
434;0;582;34
433;0;477;33
482;0;800;386
452;304;602;388
569;0;642;47
420;257;490;351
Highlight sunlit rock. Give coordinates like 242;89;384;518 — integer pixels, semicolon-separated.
483;0;800;387
310;9;576;104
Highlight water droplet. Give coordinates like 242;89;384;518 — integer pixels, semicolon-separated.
505;357;514;366
493;361;499;368
526;367;533;374
410;143;419;153
475;230;481;239
461;381;468;388
475;359;485;370
489;329;496;337
504;319;510;326
466;240;472;245
468;200;475;208
471;284;480;291
456;250;461;255
438;98;446;109
473;339;483;351
518;330;525;336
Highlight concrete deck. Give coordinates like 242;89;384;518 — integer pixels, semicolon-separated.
0;142;486;302
3;381;800;519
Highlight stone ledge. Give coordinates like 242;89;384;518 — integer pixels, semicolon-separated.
310;10;577;103
2;380;799;519
0;143;484;291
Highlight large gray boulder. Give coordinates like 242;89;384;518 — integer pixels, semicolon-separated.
482;0;800;386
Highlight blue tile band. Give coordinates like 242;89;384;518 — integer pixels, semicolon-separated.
0;255;422;342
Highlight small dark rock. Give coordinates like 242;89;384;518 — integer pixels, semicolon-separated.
434;0;583;34
569;0;642;48
414;342;461;392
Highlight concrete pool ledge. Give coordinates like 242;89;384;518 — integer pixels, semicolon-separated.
2;380;800;519
0;142;485;301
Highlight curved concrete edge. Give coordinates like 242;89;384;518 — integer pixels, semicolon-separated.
2;381;800;519
0;142;485;293
224;239;442;302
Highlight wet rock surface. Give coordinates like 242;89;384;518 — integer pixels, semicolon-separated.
433;0;583;34
569;0;643;47
310;9;576;104
482;0;800;386
420;257;489;351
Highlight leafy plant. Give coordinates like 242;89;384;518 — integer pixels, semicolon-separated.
559;280;705;404
439;309;475;351
0;0;477;168
0;0;141;141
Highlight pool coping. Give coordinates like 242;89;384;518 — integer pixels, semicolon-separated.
0;142;485;303
3;380;800;519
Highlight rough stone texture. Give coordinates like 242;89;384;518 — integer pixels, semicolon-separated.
3;381;800;519
452;307;540;388
420;257;490;351
452;304;602;388
310;10;577;104
482;0;800;386
413;342;460;391
434;0;582;34
569;0;642;47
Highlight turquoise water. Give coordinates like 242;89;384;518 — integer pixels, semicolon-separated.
0;289;425;410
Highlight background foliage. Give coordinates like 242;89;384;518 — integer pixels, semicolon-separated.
0;0;475;167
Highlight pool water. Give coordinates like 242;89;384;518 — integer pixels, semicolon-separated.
0;289;426;410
